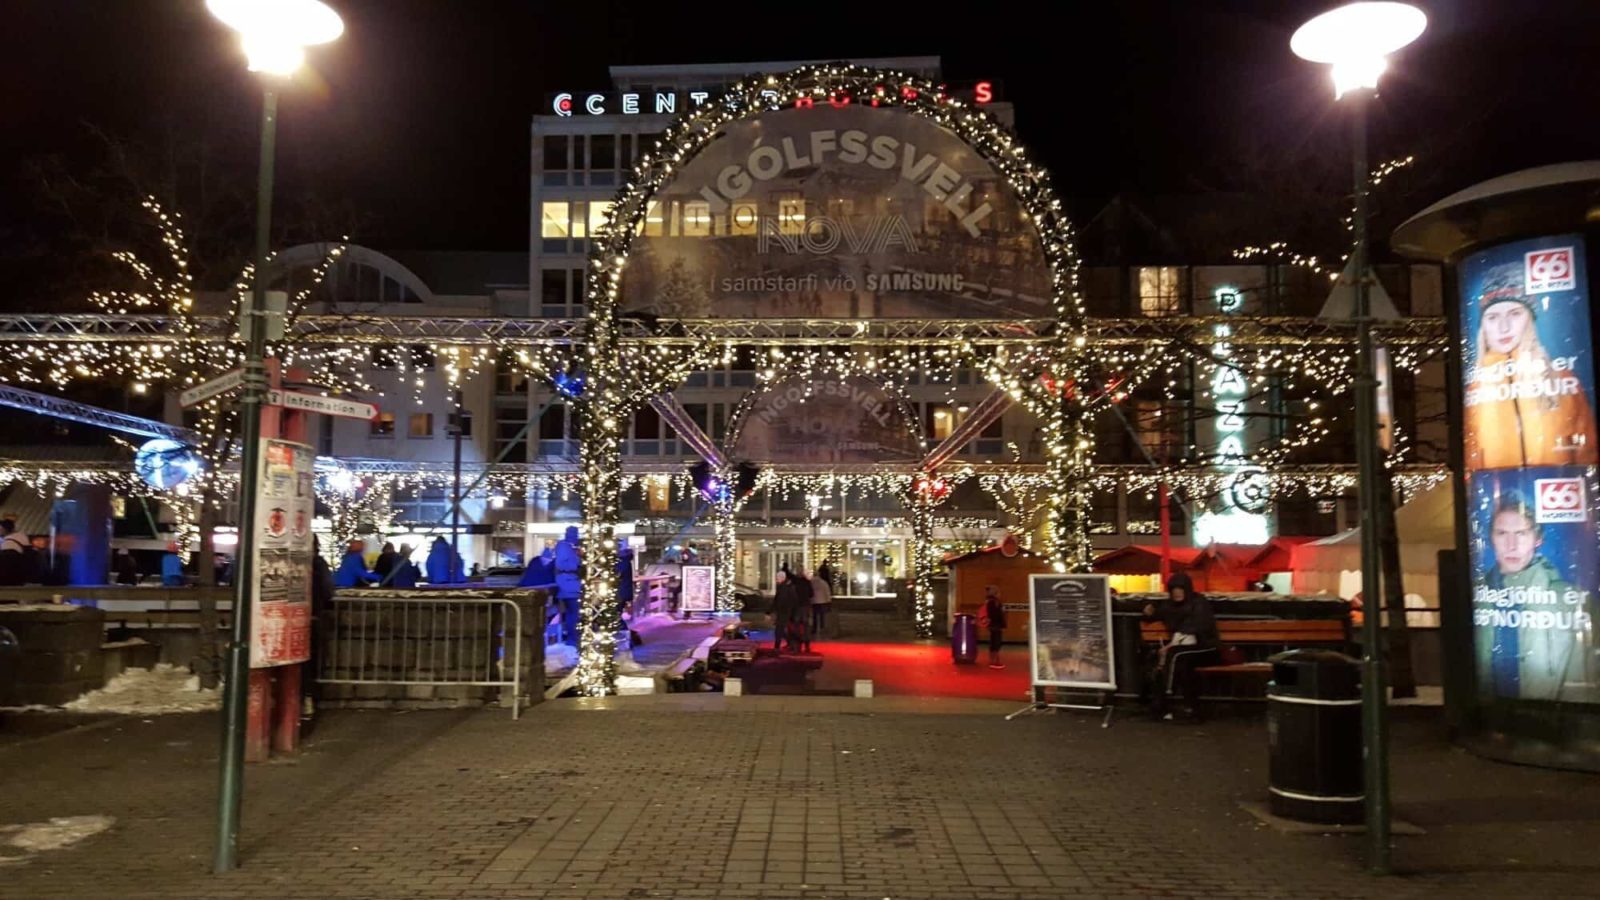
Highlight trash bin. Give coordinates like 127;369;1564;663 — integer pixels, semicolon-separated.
1267;649;1363;824
951;614;978;664
0;626;19;709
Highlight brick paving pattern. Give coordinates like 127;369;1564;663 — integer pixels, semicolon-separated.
3;696;1600;898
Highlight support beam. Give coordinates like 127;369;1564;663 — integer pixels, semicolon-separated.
919;389;1013;472
0;383;199;444
650;395;725;468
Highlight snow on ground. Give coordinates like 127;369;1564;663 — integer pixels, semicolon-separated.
62;664;219;714
543;643;579;675
0;816;115;866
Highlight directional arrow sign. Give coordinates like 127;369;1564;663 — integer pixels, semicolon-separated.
266;390;378;421
179;370;245;408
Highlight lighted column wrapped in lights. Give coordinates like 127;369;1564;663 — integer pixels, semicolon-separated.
906;472;951;636
710;472;741;612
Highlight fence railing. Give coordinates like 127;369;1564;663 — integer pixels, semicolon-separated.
319;590;538;719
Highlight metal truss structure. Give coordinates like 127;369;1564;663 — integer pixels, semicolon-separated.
0;313;1447;349
0;383;199;444
5;456;1445;484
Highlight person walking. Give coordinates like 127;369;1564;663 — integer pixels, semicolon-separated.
771;570;800;654
809;567;833;642
980;584;1007;669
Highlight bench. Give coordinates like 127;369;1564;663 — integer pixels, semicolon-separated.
1140;618;1351;700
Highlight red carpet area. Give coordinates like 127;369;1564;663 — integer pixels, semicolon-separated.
734;637;1033;700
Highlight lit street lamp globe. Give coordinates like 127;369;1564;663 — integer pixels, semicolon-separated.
206;0;344;76
1291;2;1427;97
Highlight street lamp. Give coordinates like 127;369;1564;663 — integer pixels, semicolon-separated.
206;0;343;875
1291;1;1425;876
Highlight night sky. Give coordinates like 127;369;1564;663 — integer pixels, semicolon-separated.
3;0;1599;299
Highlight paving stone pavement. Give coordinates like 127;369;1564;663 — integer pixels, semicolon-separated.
3;696;1600;899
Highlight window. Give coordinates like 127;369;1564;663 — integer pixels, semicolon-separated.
539;404;568;440
370;412;395;438
1089;488;1119;535
641;201;665;236
541;268;567;315
633;405;660;440
730;201;758;236
495;366;528;395
541;201;572;238
408;413;433;438
1138;267;1183;316
926;405;957;441
371;344;399;369
587;200;614;238
682;201;711;237
589;134;615;170
544;135;569;171
776;194;805;235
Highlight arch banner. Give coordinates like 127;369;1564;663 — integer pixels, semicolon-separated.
622;104;1051;319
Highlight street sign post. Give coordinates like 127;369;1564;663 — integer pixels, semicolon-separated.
265;390;377;420
180;370;245;408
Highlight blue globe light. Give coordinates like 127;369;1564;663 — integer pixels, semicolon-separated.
134;439;202;490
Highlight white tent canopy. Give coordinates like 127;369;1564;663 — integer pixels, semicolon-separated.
1290;480;1457;622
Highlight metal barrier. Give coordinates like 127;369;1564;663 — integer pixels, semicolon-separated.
320;591;534;719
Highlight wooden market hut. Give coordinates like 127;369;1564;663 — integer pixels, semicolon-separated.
944;542;1052;643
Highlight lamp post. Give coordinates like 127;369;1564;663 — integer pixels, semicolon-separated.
1291;1;1426;875
205;0;343;874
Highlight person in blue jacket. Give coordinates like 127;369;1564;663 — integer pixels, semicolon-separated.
553;526;582;645
425;537;448;584
161;542;186;587
335;540;374;588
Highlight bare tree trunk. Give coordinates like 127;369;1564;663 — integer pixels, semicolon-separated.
1376;465;1417;698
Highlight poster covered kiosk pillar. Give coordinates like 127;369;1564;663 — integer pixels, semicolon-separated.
1393;162;1600;770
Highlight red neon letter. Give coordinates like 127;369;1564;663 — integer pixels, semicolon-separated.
975;81;993;104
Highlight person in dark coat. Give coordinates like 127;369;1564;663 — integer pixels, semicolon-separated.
374;542;399;585
112;550;140;586
790;566;814;652
1143;572;1221;720
305;535;336;731
391;543;419;588
981;584;1008;668
552;527;583;645
771;570;801;654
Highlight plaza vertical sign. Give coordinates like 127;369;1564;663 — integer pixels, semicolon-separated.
250;439;316;668
1460;234;1600;702
1194;285;1270;546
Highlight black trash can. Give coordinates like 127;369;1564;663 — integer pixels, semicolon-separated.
951;614;978;664
1267;649;1363;823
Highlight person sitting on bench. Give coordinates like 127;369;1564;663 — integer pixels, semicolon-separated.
1143;572;1220;721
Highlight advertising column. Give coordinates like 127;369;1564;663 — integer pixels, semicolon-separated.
1460;236;1600;703
250;439;316;668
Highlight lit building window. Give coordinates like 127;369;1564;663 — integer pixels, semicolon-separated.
408;413;433;438
641;201;665;236
730;201;758;236
588;200;614;238
777;195;805;235
540;201;571;239
370;413;396;438
1138;266;1183;316
570;201;587;238
683;201;711;237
